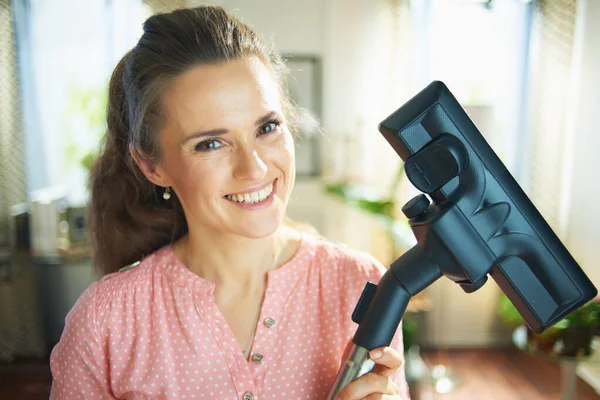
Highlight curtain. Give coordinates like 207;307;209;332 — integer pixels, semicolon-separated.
322;0;414;199
524;0;578;234
0;0;46;362
299;0;417;264
0;0;27;247
9;0;146;205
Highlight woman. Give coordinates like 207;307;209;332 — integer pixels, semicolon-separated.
50;6;409;400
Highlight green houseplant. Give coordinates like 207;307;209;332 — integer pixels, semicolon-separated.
64;84;108;174
560;299;600;356
497;293;599;356
324;162;409;262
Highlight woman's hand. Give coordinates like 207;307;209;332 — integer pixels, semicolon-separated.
335;343;405;400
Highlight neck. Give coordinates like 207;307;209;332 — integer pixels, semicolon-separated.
175;225;299;295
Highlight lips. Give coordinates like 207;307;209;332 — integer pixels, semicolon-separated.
224;179;276;204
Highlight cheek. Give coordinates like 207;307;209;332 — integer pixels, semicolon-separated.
169;157;225;199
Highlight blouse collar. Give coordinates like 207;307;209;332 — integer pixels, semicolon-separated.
160;233;315;294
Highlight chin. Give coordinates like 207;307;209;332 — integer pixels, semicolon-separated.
237;214;284;239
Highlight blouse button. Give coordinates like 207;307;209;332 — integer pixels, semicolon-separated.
243;391;254;400
251;353;264;364
264;317;276;328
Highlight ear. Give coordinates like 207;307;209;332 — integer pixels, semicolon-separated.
129;144;171;188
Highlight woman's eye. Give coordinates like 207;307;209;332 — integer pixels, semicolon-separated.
259;120;281;135
194;139;223;152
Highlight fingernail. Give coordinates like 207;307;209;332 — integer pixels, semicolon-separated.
334;397;341;400
370;349;383;359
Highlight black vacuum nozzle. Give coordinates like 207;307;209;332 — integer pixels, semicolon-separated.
379;80;597;333
327;81;597;399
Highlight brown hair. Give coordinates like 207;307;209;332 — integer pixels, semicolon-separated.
88;6;293;275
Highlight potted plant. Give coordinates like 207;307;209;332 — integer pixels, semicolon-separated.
64;83;108;175
497;293;564;352
560;299;600;357
497;294;599;356
324;162;409;262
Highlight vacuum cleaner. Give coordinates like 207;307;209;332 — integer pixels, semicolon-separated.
327;81;598;398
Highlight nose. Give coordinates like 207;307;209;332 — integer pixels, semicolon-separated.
232;146;268;181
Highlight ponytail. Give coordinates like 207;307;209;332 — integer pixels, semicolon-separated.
87;52;187;275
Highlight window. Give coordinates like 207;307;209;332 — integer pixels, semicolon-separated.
17;0;150;204
412;0;532;176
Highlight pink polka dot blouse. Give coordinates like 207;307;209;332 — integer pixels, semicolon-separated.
50;234;410;399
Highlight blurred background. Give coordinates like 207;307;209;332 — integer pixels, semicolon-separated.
1;0;599;399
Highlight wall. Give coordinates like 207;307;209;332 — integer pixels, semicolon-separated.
200;0;327;55
561;0;600;391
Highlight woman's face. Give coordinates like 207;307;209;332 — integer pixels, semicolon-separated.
154;57;295;239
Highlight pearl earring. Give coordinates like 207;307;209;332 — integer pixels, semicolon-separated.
163;187;172;200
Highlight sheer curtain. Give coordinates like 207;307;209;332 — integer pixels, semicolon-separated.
13;0;147;205
1;0;28;247
562;0;600;388
322;0;414;198
524;0;578;236
311;0;418;263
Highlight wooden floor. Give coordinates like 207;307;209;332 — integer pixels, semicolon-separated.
417;348;600;400
1;349;599;399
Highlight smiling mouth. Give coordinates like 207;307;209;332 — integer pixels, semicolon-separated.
224;180;275;204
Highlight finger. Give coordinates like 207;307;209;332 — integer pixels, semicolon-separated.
369;347;404;377
335;373;398;400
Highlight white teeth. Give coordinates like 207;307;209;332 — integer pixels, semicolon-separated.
226;182;274;204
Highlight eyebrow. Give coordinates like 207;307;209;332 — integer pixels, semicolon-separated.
182;111;279;144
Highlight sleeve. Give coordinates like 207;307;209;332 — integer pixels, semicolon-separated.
49;281;117;399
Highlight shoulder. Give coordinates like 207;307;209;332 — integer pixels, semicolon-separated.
301;234;387;284
96;246;164;289
72;246;170;328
